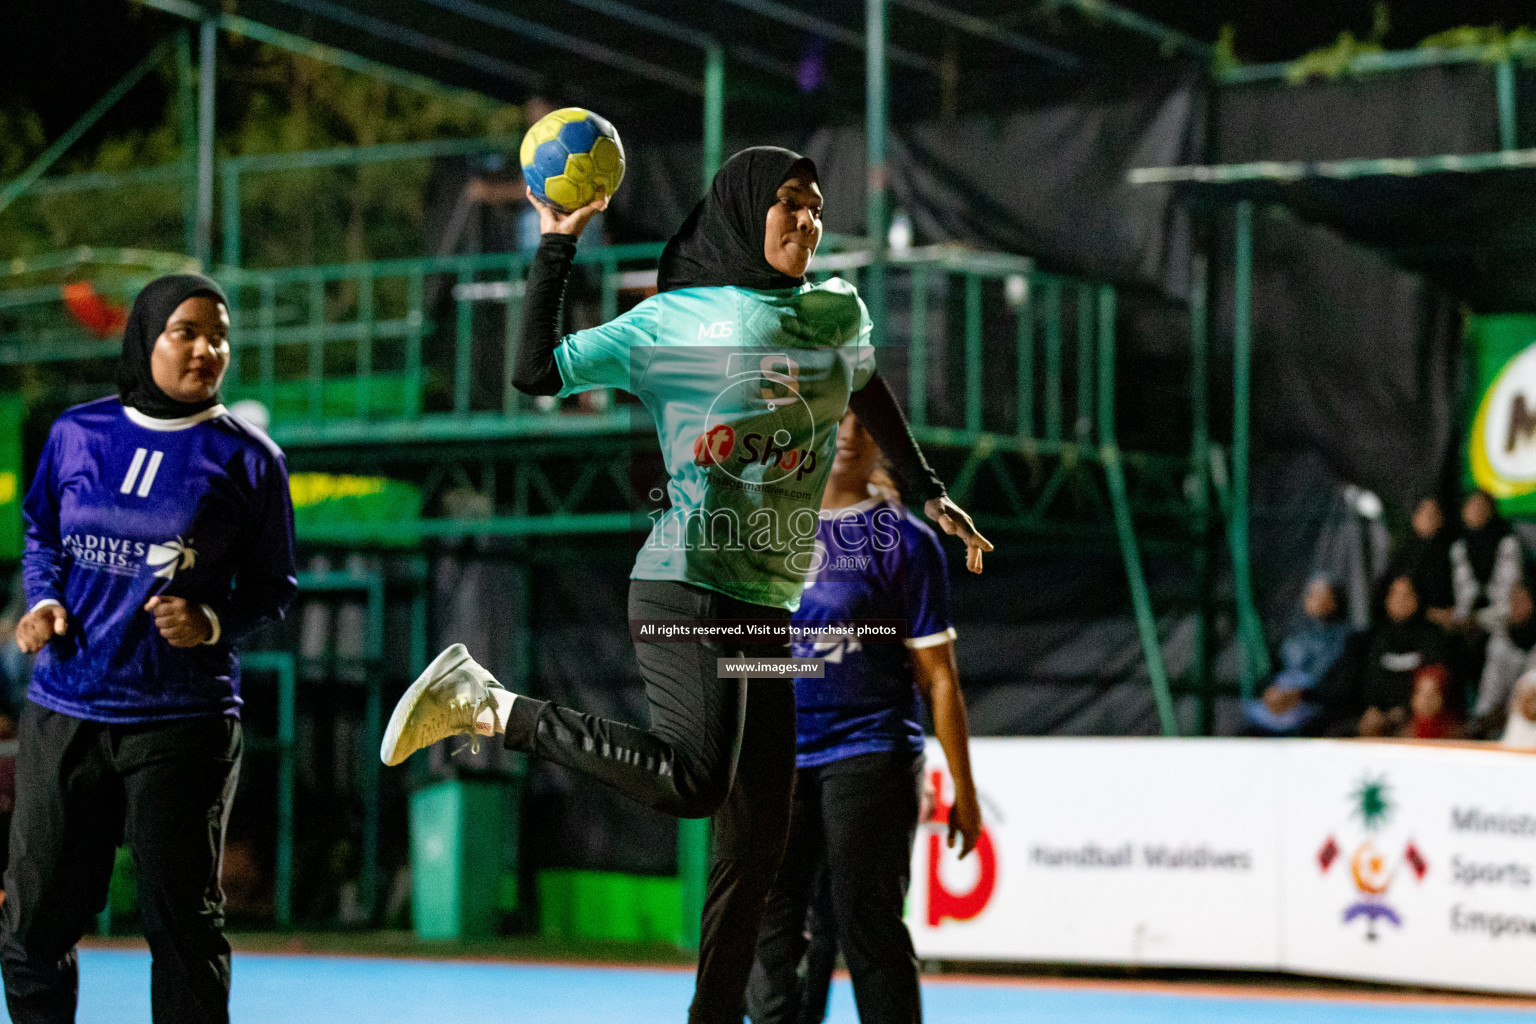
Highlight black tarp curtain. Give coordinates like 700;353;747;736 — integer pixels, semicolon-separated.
426;68;1475;873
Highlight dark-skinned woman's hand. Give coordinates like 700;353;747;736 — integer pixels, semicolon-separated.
948;785;984;859
15;604;68;653
144;596;212;648
527;187;609;238
924;496;994;573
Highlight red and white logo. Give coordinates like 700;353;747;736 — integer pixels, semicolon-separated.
923;767;999;927
693;424;735;466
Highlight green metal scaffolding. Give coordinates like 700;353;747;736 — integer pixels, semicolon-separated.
0;0;1266;946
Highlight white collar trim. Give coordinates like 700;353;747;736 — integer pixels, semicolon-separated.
124;403;227;432
818;496;883;520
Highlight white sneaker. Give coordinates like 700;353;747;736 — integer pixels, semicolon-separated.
379;643;507;766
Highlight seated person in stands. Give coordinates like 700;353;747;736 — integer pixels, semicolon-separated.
1470;579;1536;738
1406;664;1463;739
1450;490;1522;632
1501;673;1536;749
1356;575;1451;738
1242;578;1351;736
1387;496;1456;628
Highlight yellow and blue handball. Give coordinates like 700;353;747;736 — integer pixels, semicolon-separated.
520;107;626;213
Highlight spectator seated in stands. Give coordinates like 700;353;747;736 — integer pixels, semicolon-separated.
1389;496;1457;628
1242;578;1351;737
1502;673;1536;749
1469;579;1536;739
1355;575;1452;738
1407;663;1463;739
1450;490;1522;633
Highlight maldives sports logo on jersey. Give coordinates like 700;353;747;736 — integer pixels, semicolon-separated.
691;353;821;485
922;766;1001;927
146;537;196;580
63;533;196;580
1315;774;1428;941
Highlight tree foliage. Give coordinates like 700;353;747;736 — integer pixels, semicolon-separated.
0;37;523;267
0;39;525;415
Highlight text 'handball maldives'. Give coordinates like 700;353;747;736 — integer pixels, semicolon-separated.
520;107;625;213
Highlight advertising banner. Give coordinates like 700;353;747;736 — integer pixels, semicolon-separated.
286;472;423;546
1465;314;1536;513
1281;741;1536;993
910;737;1536;995
0;393;22;560
909;739;1284;968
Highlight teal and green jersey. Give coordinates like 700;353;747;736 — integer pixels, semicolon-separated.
554;277;876;611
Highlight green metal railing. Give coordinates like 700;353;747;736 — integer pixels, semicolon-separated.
215;240;665;433
218;136;521;270
4;232;1131;455
241;650;298;929
200;239;1171;470
1;234;1187;733
240;565;428;930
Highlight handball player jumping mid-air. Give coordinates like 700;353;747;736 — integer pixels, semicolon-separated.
381;147;990;1023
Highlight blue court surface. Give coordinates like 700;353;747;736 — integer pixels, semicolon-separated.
67;948;1536;1024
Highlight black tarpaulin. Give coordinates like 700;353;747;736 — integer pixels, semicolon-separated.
600;75;1201;296
1216;63;1503;165
1214;205;1464;510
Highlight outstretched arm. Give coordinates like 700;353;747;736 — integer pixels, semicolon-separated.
848;374;994;572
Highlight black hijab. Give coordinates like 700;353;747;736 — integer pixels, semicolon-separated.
657;146;816;293
1402;531;1455;607
1461;492;1512;585
117;272;228;419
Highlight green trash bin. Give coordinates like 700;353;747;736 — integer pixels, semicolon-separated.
409;776;519;940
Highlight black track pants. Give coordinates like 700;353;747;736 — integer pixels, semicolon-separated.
0;702;241;1024
503;579;796;1024
747;752;924;1024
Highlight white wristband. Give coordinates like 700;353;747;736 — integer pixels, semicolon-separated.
200;605;222;645
28;598;62;614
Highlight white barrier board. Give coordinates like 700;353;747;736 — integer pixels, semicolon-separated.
908;738;1284;968
908;737;1536;995
1280;741;1536;993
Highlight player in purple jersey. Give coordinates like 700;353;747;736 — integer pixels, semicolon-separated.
747;412;981;1024
6;274;297;1024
